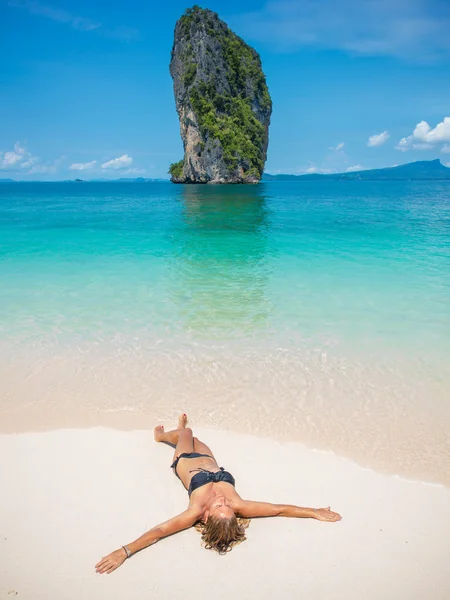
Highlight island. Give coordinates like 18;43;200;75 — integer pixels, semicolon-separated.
169;6;272;184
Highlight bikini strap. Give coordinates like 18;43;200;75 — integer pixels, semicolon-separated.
189;467;226;482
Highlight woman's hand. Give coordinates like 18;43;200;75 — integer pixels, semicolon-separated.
95;548;127;575
312;506;342;522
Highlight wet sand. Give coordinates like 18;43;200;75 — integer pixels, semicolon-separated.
2;340;450;485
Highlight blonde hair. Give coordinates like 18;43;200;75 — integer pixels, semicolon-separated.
195;515;250;554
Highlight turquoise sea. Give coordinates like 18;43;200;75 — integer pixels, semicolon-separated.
1;181;449;483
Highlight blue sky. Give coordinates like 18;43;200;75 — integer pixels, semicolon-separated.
1;0;450;180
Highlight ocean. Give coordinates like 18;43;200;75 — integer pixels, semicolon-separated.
1;181;449;483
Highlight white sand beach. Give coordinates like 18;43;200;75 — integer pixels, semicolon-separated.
1;425;449;600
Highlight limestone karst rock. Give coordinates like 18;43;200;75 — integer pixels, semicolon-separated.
169;6;272;184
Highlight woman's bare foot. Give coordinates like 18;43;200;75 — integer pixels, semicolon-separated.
154;416;187;443
154;425;165;442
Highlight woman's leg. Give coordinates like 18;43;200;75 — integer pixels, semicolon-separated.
193;437;216;461
154;414;194;461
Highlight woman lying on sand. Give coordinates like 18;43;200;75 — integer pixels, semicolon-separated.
95;415;341;574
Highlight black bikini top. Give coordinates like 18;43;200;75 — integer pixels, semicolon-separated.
188;467;236;497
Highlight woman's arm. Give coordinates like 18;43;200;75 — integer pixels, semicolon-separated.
95;508;200;575
236;501;341;522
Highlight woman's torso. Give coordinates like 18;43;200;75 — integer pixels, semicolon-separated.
175;455;240;509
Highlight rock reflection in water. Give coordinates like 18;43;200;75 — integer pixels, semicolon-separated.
169;184;271;337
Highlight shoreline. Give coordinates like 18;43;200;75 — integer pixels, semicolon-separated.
2;426;450;600
2;340;449;487
2;394;450;487
1;420;449;491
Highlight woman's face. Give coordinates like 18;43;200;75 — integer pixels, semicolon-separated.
207;495;234;520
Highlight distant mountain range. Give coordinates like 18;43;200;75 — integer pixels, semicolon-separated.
86;177;169;182
2;160;450;183
70;177;168;183
0;177;169;183
262;159;450;181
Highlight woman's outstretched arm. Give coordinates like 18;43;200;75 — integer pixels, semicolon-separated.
95;508;200;575
236;500;341;522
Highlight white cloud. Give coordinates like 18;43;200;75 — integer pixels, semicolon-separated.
69;160;97;171
101;154;133;170
27;163;57;174
396;137;411;151
411;142;433;150
0;143;64;177
441;145;450;153
367;131;390;147
9;0;139;41
0;142;27;167
345;165;364;172
9;0;100;31
413;117;450;143
120;168;147;175
396;117;450;151
20;157;39;168
301;165;332;174
232;0;450;60
0;142;42;171
27;156;63;175
299;142;351;175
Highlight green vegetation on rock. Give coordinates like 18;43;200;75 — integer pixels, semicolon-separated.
183;62;197;86
221;30;272;113
168;160;184;179
190;85;266;172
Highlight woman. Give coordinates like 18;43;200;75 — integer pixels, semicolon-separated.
95;415;341;574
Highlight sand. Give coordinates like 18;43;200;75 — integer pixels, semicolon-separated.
1;426;449;600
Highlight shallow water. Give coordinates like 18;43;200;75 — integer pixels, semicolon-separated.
1;181;449;483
